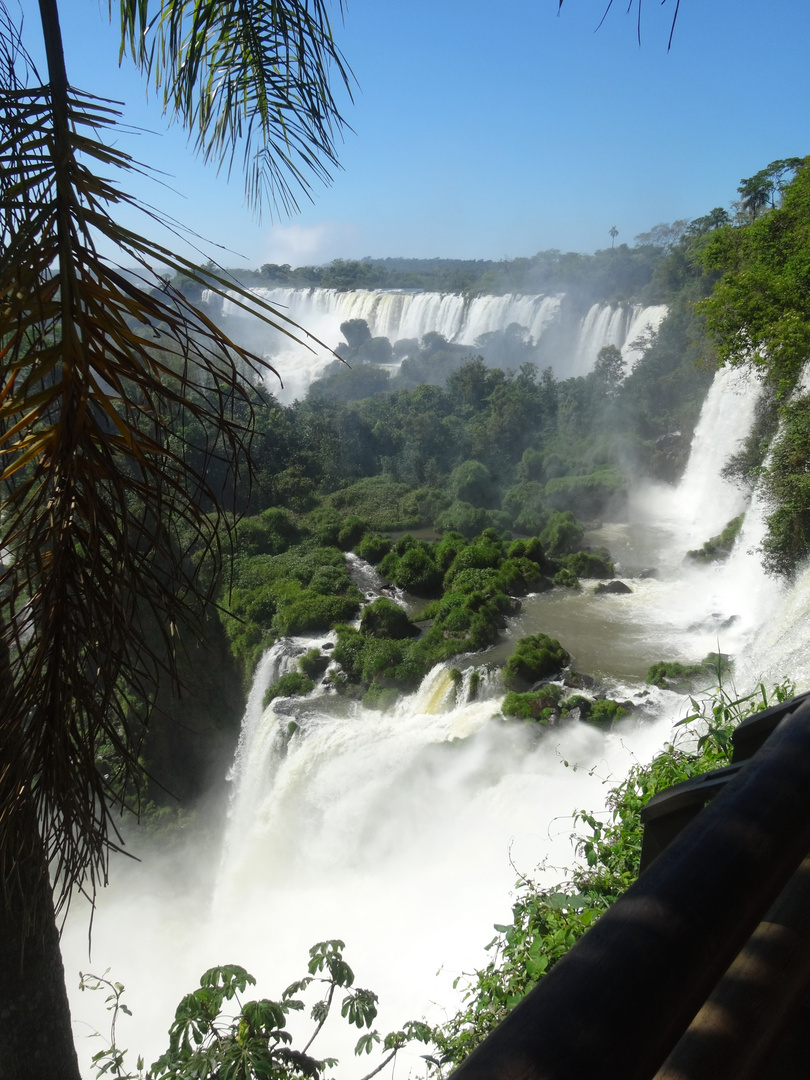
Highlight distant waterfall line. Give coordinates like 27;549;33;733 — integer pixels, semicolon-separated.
202;286;668;401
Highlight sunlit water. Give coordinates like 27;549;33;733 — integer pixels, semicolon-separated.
206;287;667;402
62;364;806;1076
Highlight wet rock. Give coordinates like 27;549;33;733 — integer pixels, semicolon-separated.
563;670;598;691
594;579;633;595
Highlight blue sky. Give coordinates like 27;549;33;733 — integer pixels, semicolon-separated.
18;0;810;268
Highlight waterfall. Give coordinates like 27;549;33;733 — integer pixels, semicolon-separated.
209;287;668;401
62;363;810;1079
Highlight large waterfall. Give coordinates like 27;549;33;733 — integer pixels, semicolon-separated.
207;286;667;402
62;363;807;1076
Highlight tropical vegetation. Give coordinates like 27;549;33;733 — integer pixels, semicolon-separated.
0;1;351;1075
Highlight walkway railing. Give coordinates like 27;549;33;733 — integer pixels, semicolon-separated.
449;693;810;1080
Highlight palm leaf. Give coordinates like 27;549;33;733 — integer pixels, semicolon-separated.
0;1;340;908
117;0;354;214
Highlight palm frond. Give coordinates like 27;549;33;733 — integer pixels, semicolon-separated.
117;0;354;215
0;5;334;908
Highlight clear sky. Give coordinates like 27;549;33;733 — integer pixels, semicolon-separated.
17;0;810;269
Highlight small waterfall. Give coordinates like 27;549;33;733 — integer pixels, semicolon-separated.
630;365;764;560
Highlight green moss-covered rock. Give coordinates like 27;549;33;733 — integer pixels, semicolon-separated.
685;515;744;563
561;550;615;579
584;698;630;728
299;648;330;679
645;654;730;691
503;633;571;691
263;671;315;708
502;684;563;721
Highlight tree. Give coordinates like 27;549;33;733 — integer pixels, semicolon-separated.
609;225;618;248
737;159;803;220
593;344;626;390
0;2;351;1075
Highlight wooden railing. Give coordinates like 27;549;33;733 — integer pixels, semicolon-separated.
449;693;810;1080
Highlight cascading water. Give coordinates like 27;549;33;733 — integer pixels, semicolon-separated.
62;362;807;1078
206;287;667;402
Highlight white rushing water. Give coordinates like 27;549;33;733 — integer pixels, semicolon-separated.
207;287;667;402
63;363;807;1077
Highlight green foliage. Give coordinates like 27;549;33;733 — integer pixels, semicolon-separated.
502;480;548;534
592;345;626;390
501;685;563;721
434;500;492;538
560;550;614;579
582;698;630;728
222;546;362;677
431;681;794;1069
552;568;581;589
353;532;392;564
359;597;417;640
645;654;730;691
449;460;497;508
85;941;431;1080
299;649;331;680
273;594;361;638
539;512;584;557
759;396;810;575
263;672;315;709
685;515;744;563
700;157;810;397
503;634;571;691
325;477;443;532
305;508;368;551
544;467;628;518
236;509;301;557
379;542;443;596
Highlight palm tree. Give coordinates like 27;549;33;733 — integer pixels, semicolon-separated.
609;225;618;248
0;1;351;1074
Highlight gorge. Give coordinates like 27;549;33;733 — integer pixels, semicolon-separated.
61;340;806;1078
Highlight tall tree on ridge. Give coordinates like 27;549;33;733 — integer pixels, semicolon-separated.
0;1;351;1074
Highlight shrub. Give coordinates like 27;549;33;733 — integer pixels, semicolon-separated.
496;557;551;596
561;550;614;579
354;532;392;564
553;568;581;589
545;467;628;518
645;654;730;691
503;633;571;691
273;594;361;636
299;648;330;679
502;684;563;720
540;512;584;557
263;671;315;707
586;699;630;728
449;460;497;508
360;597;417;639
435;500;491;538
380;543;443;596
685;515;744;564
